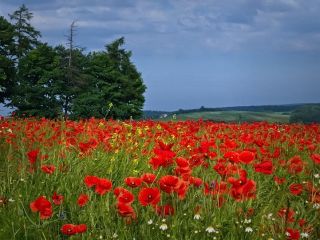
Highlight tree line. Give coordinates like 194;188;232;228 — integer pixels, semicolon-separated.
0;5;146;119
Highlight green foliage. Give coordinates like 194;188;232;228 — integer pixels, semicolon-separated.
10;44;62;118
0;16;16;102
53;45;89;118
2;6;146;119
71;38;146;120
9;4;41;59
290;104;320;123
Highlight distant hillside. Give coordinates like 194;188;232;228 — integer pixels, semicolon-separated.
143;103;320;122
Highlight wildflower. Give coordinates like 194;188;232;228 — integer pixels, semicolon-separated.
286;228;300;240
30;196;53;219
125;177;142;188
138;187;161;206
27;149;39;165
52;192;64;205
116;202;136;219
239;151;255;164
41;165;56;174
114;187;134;204
60;223;87;235
313;203;320;209
289;183;304;196
314;173;319;179
311;154;320;164
245;227;253;233
159;175;180;194
205;226;216;233
147;219;153;225
84;176;112;195
301;232;309;238
254;160;273;175
194;214;201;220
154;204;175;216
141;173;156;184
159;224;168;231
244;218;251;224
112;233;118;238
77;194;89;207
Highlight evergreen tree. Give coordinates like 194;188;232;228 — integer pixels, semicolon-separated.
9;4;41;59
72;37;146;119
53;45;89;118
0;16;16;102
10;44;61;118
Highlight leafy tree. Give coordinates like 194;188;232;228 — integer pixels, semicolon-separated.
53;45;89;118
10;44;61;118
9;4;41;59
290;105;320;123
0;16;16;102
72;37;146;119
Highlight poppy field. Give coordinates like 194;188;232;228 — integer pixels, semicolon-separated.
0;118;319;239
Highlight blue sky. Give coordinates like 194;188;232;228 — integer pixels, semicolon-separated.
1;0;320;113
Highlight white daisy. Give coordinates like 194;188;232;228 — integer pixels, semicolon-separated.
205;226;216;233
160;224;168;231
194;214;201;220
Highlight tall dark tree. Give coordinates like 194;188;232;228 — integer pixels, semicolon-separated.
72;37;146;119
53;44;89;118
9;4;41;59
10;44;61;118
0;16;16;102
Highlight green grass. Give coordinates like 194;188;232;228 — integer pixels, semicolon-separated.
164;111;290;123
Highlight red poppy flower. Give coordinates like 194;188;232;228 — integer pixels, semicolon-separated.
213;162;227;176
311;154;320;164
176;180;189;200
189;177;203;187
141;173;156;184
228;170;256;201
175;157;189;167
27;149;39;165
30;196;53;219
61;224;77;236
149;142;176;169
41;165;55;174
254;160;273;175
61;224;87;235
224;151;240;163
95;178;113;195
154;204;175;216
52;192;64;205
239;151;255;164
204;181;228;195
286;228;300;240
125;177;142;188
274;176;286;185
278;208;295;223
77;194;89;207
288;156;304;174
289;183;303;196
138;187;161;206
114;187;134;204
84;176;99;188
159;175;180;194
117;202;136;219
84;176;112;195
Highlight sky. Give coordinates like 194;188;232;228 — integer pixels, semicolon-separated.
1;0;320;113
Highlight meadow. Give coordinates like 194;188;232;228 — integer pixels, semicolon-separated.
0;118;319;239
165;111;290;123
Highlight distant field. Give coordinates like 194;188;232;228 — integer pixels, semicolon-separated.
164;111;291;123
